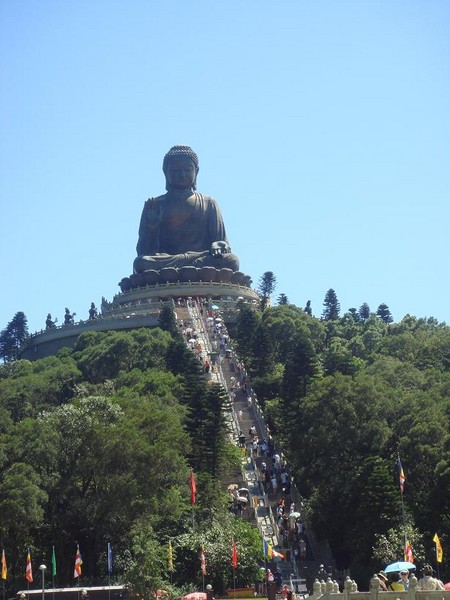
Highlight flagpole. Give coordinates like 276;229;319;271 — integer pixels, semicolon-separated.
51;546;55;600
107;543;111;600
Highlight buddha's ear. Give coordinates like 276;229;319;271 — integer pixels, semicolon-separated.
193;168;198;190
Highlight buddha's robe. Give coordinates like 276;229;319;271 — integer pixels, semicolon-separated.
133;192;239;273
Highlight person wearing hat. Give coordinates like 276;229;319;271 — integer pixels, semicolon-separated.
398;570;410;590
377;571;388;591
417;564;445;591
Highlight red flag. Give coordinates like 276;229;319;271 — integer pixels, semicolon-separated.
200;546;206;575
190;470;196;505
25;549;33;583
231;538;238;569
74;545;82;578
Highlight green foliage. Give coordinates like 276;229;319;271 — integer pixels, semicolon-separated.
2;297;450;589
0;326;250;590
377;303;394;323
359;302;370;321
74;329;172;383
232;296;450;581
277;293;289;305
258;271;277;311
322;288;340;320
373;523;425;567
0;312;29;362
158;304;180;336
174;516;262;592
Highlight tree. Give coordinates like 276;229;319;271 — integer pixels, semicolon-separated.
282;327;318;402
359;303;370;321
250;321;275;378
0;312;29;362
233;305;260;367
158;304;179;336
322;289;340;320
277;293;289;305
377;303;393;323
258;271;277;311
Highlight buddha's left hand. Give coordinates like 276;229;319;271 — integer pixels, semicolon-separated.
211;241;231;256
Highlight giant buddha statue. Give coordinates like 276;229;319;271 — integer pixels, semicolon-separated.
133;145;239;274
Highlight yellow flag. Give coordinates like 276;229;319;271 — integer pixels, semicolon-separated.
433;533;443;563
168;540;174;572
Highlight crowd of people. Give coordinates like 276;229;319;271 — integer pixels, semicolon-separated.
377;565;446;592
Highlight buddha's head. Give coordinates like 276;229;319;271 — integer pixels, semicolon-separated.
163;145;199;191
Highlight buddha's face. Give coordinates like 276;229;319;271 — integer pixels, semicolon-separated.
165;157;197;190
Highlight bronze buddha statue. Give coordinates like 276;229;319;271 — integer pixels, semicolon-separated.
133;145;239;274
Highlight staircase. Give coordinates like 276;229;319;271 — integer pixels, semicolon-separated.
174;299;332;593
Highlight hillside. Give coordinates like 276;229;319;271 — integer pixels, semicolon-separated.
0;299;449;591
230;301;450;583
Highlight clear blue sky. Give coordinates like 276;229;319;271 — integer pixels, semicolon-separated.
1;0;449;334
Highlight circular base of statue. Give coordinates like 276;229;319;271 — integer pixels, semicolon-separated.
119;267;252;292
20;279;259;361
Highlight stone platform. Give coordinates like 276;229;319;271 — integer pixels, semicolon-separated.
118;267;252;292
20;280;259;360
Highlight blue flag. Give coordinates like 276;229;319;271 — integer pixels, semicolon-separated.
107;543;113;575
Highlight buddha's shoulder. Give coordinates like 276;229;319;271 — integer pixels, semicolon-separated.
193;192;218;205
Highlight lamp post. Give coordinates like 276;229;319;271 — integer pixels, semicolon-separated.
39;565;47;600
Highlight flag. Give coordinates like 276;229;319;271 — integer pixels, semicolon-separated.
397;456;405;494
1;550;6;580
404;539;414;563
433;534;443;563
190;470;196;505
263;539;284;561
168;540;174;573
25;549;33;583
107;543;113;575
272;548;285;560
74;545;82;578
263;539;271;558
231;538;238;569
200;546;206;576
51;546;57;577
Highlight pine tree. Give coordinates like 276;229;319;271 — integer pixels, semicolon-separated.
359;303;370;321
258;271;277;311
322;289;340;320
377;303;393;323
158;304;179;337
0;311;29;362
